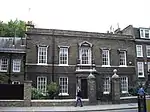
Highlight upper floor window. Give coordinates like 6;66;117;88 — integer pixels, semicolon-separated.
102;50;110;66
59;77;68;96
59;47;69;65
13;59;21;72
140;29;150;38
120;76;128;93
38;46;48;64
37;76;47;94
137;62;144;77
0;58;8;72
119;51;126;66
148;62;150;72
103;77;110;94
136;45;143;57
79;41;92;65
146;46;150;57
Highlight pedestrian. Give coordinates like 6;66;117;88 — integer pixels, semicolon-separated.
75;87;83;107
138;84;145;99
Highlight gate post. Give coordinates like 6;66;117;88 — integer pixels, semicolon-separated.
111;69;120;104
87;73;97;105
24;80;32;107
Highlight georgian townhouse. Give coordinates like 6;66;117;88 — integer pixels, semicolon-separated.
121;25;150;85
26;28;136;100
0;37;26;84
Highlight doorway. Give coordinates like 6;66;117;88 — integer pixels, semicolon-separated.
81;79;88;99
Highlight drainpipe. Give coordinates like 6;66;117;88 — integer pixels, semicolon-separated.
8;53;12;84
52;30;55;82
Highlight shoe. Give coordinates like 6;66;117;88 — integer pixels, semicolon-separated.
80;105;83;107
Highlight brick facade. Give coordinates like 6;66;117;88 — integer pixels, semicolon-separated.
26;28;136;99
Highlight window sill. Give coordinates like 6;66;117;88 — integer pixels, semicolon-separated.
138;76;145;78
137;56;143;57
13;71;20;73
121;91;128;94
58;93;69;96
0;70;7;72
58;64;69;66
102;65;111;67
37;63;48;66
119;65;127;67
103;92;110;94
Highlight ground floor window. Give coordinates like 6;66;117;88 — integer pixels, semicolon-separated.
12;81;20;84
120;76;128;93
37;76;47;94
103;77;110;94
59;77;68;96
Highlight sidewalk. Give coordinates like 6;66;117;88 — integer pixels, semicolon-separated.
0;103;138;112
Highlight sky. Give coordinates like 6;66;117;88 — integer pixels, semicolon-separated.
0;0;150;33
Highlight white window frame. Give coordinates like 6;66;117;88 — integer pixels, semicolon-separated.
103;77;110;94
37;76;47;94
79;47;91;65
59;47;69;66
13;59;21;72
0;58;8;72
137;62;144;77
146;46;150;57
121;76;128;93
12;81;20;84
38;46;48;65
148;62;150;72
59;77;69;96
140;29;150;39
136;45;143;57
119;51;127;67
102;50;110;67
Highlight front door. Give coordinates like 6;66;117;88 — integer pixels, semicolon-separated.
81;79;88;99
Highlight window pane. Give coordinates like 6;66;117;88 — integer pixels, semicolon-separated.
120;51;126;66
102;50;109;65
80;47;91;64
37;76;47;94
38;46;47;64
59;48;68;65
13;59;21;72
0;58;8;71
59;77;68;94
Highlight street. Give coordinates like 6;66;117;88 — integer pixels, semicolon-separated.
95;109;137;112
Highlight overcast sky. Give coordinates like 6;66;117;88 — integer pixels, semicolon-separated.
0;0;150;33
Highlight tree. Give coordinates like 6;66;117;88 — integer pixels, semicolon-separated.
0;19;26;37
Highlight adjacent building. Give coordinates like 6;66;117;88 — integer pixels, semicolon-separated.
0;37;26;84
26;28;136;99
121;25;150;84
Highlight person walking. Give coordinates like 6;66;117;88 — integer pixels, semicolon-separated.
75;87;83;107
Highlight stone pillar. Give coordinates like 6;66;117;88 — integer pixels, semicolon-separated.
24;80;32;107
88;73;97;105
111;69;120;104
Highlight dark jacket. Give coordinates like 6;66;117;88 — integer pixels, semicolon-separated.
77;90;82;97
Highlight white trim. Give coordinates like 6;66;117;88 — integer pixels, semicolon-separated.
37;46;48;64
137;62;144;77
37;76;47;94
13;59;21;72
58;93;69;96
103;92;110;94
79;41;92;47
146;45;150;57
136;45;143;57
59;47;69;65
119;51;127;66
120;76;128;93
0;58;8;72
59;77;68;95
58;46;70;48
102;49;110;66
12;81;20;84
102;65;111;67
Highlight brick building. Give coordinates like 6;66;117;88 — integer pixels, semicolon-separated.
122;25;150;85
25;28;136;100
0;37;26;84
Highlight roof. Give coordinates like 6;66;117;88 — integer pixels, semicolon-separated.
0;37;26;53
26;28;134;40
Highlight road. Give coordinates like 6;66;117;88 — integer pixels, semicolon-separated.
95;109;137;112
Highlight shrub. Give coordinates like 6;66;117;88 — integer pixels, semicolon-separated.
47;82;59;99
31;87;45;99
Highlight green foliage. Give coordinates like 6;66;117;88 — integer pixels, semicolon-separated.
31;87;45;99
0;19;26;37
47;82;59;99
0;73;9;84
